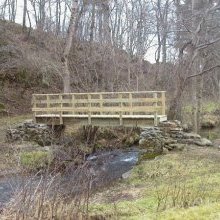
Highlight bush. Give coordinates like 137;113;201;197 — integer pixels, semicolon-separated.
20;151;50;171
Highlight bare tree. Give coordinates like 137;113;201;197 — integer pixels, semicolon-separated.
22;0;27;31
62;0;79;93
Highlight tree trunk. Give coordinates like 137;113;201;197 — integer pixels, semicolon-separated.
62;0;78;93
191;0;205;133
89;0;95;42
22;0;27;31
62;1;67;35
102;0;111;44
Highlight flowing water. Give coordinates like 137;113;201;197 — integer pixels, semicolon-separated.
1;127;219;208
0;148;140;206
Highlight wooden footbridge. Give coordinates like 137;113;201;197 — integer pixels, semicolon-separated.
32;91;167;128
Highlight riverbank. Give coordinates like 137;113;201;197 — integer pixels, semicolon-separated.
2;144;220;219
1;115;220;219
89;145;220;219
0;115;32;173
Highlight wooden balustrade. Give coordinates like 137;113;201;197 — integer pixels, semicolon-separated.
32;91;166;127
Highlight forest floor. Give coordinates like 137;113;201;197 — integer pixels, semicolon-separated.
89;145;220;220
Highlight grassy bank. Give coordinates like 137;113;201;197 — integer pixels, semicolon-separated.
183;101;220;114
1;115;220;219
0;115;31;171
89;146;220;219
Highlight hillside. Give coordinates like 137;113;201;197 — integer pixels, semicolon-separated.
0;20;176;115
0;20;63;114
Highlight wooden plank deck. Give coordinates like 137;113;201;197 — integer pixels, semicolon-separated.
32;91;167;128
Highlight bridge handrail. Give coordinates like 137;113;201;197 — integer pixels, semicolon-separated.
32;91;166;125
33;91;166;96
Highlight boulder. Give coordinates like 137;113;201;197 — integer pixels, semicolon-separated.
159;120;181;128
164;138;178;145
124;133;140;147
139;127;165;155
182;123;192;132
181;132;201;140
139;138;164;154
167;143;186;151
122;170;132;179
194;138;213;147
159;120;183;133
163;147;169;154
139;121;213;156
6;120;61;146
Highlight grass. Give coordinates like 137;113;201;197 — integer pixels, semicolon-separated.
158;203;220;220
183;101;220;114
20;151;51;171
202;102;220;113
89;147;220;219
0;114;32;170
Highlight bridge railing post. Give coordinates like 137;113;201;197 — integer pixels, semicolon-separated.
119;93;123;126
129;93;132;115
153;92;158;126
100;94;103;115
46;95;50;115
32;94;37;123
161;91;166;115
88;94;91;125
72;94;75;115
59;94;63;124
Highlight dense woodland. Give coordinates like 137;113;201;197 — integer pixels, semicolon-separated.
1;0;220;131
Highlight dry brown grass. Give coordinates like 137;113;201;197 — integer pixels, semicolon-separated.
1;162;94;220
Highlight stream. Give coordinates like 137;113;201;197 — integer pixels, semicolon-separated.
1;126;220;208
0;148;140;207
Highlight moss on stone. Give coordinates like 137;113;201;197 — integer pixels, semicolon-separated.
139;152;161;161
123;133;140;147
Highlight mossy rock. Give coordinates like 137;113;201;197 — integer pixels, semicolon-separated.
123;133;140;147
139;138;164;153
20;150;51;171
98;128;118;140
139;152;161;161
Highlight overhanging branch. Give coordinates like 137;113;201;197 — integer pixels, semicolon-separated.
186;65;220;79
